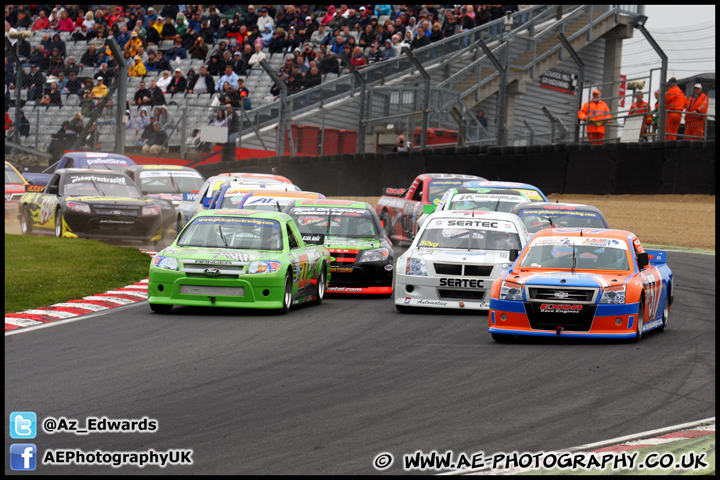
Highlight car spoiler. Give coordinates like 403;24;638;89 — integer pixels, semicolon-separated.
382;187;406;197
645;249;667;265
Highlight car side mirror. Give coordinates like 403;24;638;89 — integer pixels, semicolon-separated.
202;197;211;208
637;252;649;269
423;204;436;214
509;249;519;262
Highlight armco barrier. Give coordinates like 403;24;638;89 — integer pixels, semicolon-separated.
195;143;714;197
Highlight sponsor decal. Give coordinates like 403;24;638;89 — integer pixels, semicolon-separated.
327;287;362;292
446;220;498;228
85;158;130;165
417;299;449;306
404;297;411;304
25;185;46;192
302;234;323;243
384;264;393;271
554;291;570;299
330;267;354;273
98;219;133;224
539;304;583;313
418;240;439;248
195;217;280;228
68;175;127;184
204;268;221;274
439;278;484;288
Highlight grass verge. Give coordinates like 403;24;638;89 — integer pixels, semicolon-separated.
4;234;151;314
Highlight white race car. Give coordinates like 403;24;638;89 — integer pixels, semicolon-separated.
395;210;531;312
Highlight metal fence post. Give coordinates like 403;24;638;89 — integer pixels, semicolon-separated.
402;47;431;149
478;40;507;146
557;33;584;143
340;52;367;154
258;59;293;155
635;22;667;141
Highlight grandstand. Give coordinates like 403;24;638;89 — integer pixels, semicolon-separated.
9;5;691;159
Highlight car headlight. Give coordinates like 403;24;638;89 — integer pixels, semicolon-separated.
142;205;161;216
599;285;626;304
152;255;179;271
358;248;390;263
499;281;522;301
247;260;282;274
405;257;427;276
66;201;91;213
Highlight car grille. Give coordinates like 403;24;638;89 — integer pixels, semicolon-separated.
433;263;494;276
526;287;597;303
94;205;140;216
186;273;240;280
438;289;486;300
524;287;599;332
329;248;359;265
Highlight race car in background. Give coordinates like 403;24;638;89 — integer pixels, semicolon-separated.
18;168;166;244
218;172;297;187
512;202;610;235
285;199;394;295
417;187;533;230
395;210;531;312
376;173;486;245
220;189;326;211
461;181;548;202
488;228;673;342
125;165;205;206
148;209;332;314
5;161;28;221
175;175;299;232
22;152;137;186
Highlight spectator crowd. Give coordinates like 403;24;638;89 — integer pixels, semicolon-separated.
5;5;528;150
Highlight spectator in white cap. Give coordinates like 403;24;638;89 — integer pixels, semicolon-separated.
248;42;267;69
685;83;709;140
91;76;108;98
257;7;274;32
297;15;316;43
167;68;187;94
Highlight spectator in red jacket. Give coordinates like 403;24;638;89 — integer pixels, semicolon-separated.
350;46;366;69
57;10;75;32
32;10;50;31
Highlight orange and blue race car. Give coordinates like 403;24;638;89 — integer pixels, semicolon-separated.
488;228;673;342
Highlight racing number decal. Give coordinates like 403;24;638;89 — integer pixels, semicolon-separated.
642;271;660;321
297;253;309;289
40;196;58;225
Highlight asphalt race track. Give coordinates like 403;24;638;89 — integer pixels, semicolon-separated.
4;250;715;474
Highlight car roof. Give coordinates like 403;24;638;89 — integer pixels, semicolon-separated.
218;172;294;184
59;168;130;176
422;173;485;181
61;152;136;163
448;187;532;198
127;164;199;172
287;198;371;209
242;190;324;198
5;162;28;184
512;202;605;215
533;228;633;241
426;209;523;223
195;209;291;222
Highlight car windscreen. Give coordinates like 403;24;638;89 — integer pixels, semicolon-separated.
519;237;630;271
62;173;142;198
428;180;467;204
138;171;204;194
288;206;378;238
5;167;24;184
417;218;521;250
177;216;283;251
517;209;607;234
240;196;308;212
448;193;529;213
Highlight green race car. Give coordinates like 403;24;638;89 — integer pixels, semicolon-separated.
284;199;394;295
148;209;332;314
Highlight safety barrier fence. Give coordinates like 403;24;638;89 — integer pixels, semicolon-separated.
195;139;714;197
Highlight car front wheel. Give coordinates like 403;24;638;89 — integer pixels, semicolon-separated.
279;272;293;314
21;208;33;235
54;209;63;238
313;264;326;305
633;302;644;342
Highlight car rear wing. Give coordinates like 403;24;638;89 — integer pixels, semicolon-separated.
382;188;406;197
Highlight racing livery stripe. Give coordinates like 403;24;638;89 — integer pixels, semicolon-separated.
596;303;639;316
488;299;527;313
488;327;637;339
